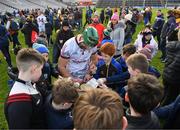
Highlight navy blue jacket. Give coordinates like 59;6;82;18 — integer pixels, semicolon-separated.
148;66;161;78
36;61;59;98
161;15;176;39
94;58;122;89
45;94;73;129
154;95;180;129
0;24;9;48
116;56;128;72
153;15;165;33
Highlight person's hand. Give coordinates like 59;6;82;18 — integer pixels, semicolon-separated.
83;74;92;82
97;78;106;85
89;63;97;74
98;83;108;89
72;78;83;84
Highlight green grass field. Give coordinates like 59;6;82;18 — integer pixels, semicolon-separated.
0;8;167;129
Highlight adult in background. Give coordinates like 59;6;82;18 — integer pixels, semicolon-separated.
162;28;180;105
100;9;105;24
152;10;165;49
107;12;125;57
36;10;47;32
89;11;105;47
0;23;12;68
6;13;21;49
53;20;74;65
21;15;39;47
160;10;176;62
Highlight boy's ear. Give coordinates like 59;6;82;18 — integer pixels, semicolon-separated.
30;64;38;74
125;92;129;102
122;116;128;130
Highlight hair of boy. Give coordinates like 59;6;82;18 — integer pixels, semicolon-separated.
122;44;136;55
127;73;163;114
126;53;149;73
16;48;45;72
100;42;116;57
73;88;124;129
52;78;79;104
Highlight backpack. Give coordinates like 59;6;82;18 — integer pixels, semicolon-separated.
10;21;19;31
31;30;38;44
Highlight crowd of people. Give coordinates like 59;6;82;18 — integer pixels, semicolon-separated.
0;5;180;129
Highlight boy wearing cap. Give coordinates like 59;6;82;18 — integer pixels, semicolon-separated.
58;26;99;83
94;42;122;90
101;28;113;45
33;43;59;97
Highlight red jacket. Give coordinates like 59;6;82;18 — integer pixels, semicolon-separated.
89;23;105;47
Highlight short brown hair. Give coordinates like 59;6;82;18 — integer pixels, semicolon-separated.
127;73;163;114
52;78;79;104
16;48;45;72
122;44;136;55
126;53;148;73
73;88;124;129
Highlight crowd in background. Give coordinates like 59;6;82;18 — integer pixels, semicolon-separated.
0;5;180;129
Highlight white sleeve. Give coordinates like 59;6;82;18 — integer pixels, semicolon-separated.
60;42;72;59
6;21;10;30
134;37;139;49
151;38;158;57
91;46;97;54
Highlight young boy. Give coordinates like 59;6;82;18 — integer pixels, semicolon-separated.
126;53;149;77
125;73;163;129
116;44;136;72
94;42;122;90
33;43;59;97
73;88;127;129
4;48;45;129
45;78;79;129
101;28;113;45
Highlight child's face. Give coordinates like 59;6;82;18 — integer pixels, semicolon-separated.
42;53;49;62
31;64;43;82
101;52;111;63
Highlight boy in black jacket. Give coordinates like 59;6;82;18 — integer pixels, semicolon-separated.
125;73;163;129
